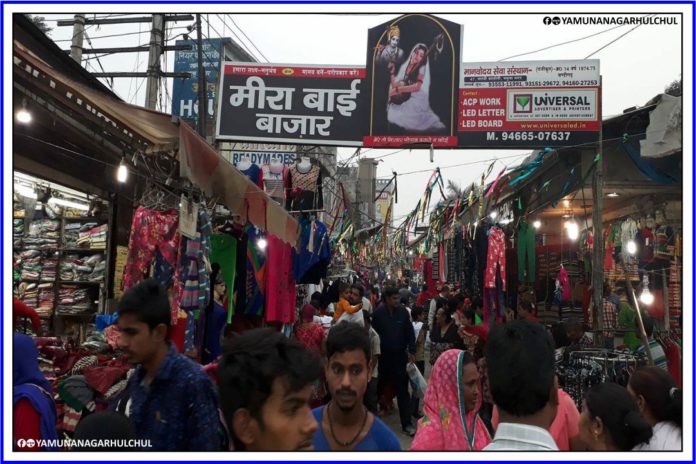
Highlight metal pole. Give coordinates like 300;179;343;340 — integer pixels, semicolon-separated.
69;14;86;64
591;76;604;345
195;14;207;137
145;14;165;110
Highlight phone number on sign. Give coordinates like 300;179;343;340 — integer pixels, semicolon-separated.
494;131;572;141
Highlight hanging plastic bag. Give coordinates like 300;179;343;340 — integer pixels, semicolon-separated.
407;362;427;399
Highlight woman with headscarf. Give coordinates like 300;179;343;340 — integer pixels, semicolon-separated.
295;304;327;408
387;43;446;133
13;332;59;450
411;350;491;451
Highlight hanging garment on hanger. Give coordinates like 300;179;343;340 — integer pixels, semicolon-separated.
517;219;536;284
211;234;237;323
484;226;506;291
285;163;323;212
262;164;286;203
122;207;179;291
244;226;266;317
558;266;570;301
265;235;296;324
293;218;331;284
240;164;264;189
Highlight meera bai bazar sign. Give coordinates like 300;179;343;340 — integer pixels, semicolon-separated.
216;63;365;146
458;60;601;147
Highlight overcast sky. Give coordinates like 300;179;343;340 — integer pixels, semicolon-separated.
36;9;684;223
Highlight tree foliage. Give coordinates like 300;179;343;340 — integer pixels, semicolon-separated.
664;78;681;97
26;14;52;34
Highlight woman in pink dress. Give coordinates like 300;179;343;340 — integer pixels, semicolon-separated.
410;349;492;451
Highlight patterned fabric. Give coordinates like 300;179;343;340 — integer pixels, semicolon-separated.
484;423;558;451
295;323;325;355
484;227;506;290
289;164;320;192
244;226;266;316
602;298;618;338
411;350;491;451
636;338;668;371
262;165;286;201
122;207;179;291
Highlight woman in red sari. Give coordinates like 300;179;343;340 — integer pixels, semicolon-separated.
295;304;326;407
410;349;491;451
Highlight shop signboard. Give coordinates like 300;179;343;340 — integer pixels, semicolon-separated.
216;63;365;146
458;60;601;147
219;142;298;167
364;14;462;147
172;38;230;133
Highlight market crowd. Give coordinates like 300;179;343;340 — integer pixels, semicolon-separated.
13;278;682;452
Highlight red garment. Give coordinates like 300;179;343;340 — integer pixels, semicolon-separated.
484;227;506;290
83;366;130;395
558;267;570;301
264;235;296;324
170;317;187;353
14;400;41;450
423;259;434;292
662;340;682;387
122;207;179;291
416;292;429;308
13;298;42;334
295;323;324;355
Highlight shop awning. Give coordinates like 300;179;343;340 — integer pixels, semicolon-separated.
13;40;179;154
178;121;299;245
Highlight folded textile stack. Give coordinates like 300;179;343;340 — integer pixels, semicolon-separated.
17;282;38;307
13;218;24;237
27;219;60;238
40;253;58;282
75;223;107;250
63;222;83;248
59;254;104;281
37;283;55;318
56;286;95;314
22;237;59;251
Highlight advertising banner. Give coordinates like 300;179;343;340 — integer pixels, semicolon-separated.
172;38;230;133
364;14;462;147
219;142;297;167
458;60;601;147
216;63;365;146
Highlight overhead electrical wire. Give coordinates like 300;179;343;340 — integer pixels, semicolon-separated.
223;14;270;62
213;14;262;62
583;16;654;58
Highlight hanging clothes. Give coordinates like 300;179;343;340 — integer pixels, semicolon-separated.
244;226;266;317
210;234;237;323
517;219;536;283
484;227;506;291
265;235;296;324
293;219;331;284
558;267;570;302
262;164;286;203
122;207;179;291
240;164;264;189
285;163;323;212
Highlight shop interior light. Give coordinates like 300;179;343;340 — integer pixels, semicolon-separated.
16;99;31;124
639;276;654;305
489;211;498;219
256;237;268;251
533;220;542;229
14;183;38;199
563;199;570;208
408;250;414;256
117;158;128;183
48;196;90;211
566;221;579;240
626;240;638;255
607;192;620;198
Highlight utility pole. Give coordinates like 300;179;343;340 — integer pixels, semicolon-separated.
591;76;604;345
195;14;207;137
69;14;85;64
145;14;165;110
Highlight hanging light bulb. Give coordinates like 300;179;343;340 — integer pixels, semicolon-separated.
626;240;638;255
566;221;579;241
117;157;128;183
639;276;654;305
533;220;542;229
16;98;31;124
257;236;268;251
408;250;414;256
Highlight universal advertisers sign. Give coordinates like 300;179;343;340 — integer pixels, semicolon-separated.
458;60;601;147
216;63;365;146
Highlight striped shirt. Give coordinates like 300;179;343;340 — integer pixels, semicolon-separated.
636;338;668;370
484;423;559;451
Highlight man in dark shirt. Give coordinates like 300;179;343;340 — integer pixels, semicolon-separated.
371;287;417;436
217;328;321;450
115;279;222;451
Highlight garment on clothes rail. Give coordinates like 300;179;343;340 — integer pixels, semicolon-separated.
265;235;296;324
293;218;331;285
243;226;266;317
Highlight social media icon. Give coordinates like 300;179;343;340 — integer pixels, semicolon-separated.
552;16;561;25
26;439;36;448
543;17;552;25
17;439;27;448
